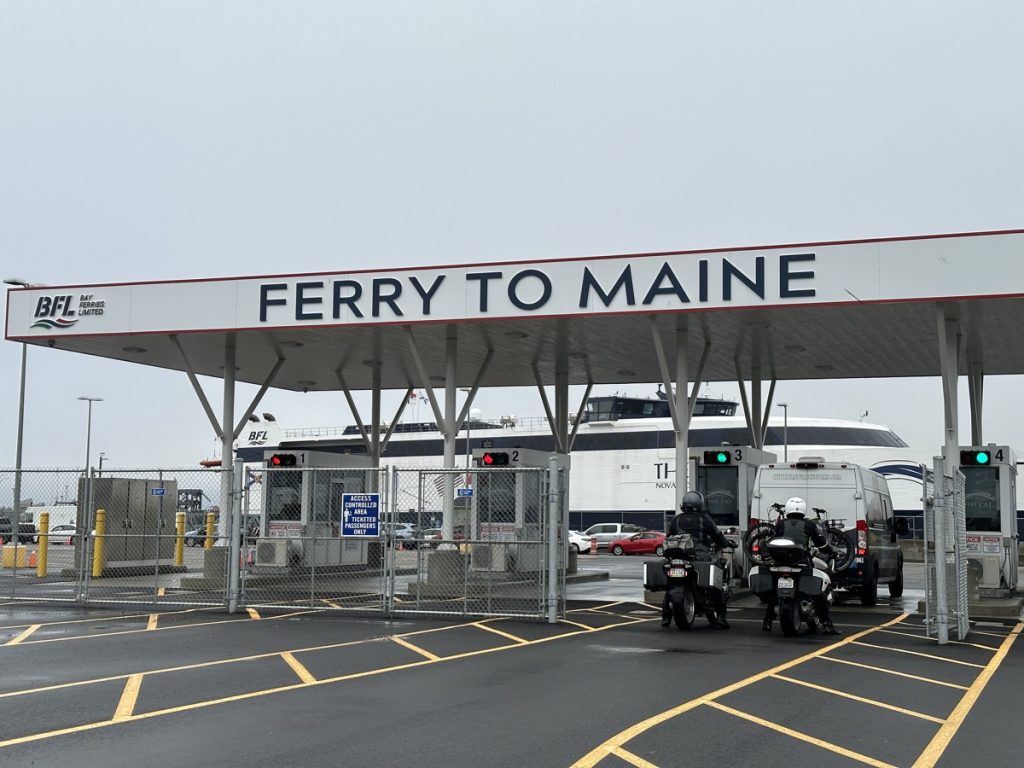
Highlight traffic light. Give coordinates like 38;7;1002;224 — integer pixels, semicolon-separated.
703;450;731;466
480;452;510;466
960;449;991;466
268;453;298;467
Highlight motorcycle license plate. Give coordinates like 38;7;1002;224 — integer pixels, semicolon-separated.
668;568;687;577
777;577;795;590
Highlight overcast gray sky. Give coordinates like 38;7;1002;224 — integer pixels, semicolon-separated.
2;2;1023;475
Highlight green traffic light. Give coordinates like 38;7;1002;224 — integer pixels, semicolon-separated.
716;452;728;463
977;451;990;465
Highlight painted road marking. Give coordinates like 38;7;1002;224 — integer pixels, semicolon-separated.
392;636;441;661
875;628;999;652
911;622;1023;768
559;618;597;631
818;657;970;690
5;625;40;645
146;614;158;631
280;652;317;685
156;587;165;597
0;608;201;631
113;675;143;721
705;700;896;768
0;612;650;749
246;608;260;620
571;613;911;768
771;674;945;724
611;746;659;768
473;622;528;644
851;641;986;668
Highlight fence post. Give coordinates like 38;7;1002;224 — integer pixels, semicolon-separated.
546;456;558;624
37;510;49;578
92;509;106;579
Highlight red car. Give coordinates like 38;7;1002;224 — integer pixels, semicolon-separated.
608;531;666;556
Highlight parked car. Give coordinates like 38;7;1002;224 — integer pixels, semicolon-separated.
386;523;421;548
47;524;80;545
608;531;667;556
0;518;37;545
568;530;595;554
581;523;647;550
184;527;207;547
419;528;443;548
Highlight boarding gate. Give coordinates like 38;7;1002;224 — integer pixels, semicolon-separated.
0;465;568;622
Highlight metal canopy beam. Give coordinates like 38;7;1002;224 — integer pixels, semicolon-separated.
335;369;371;451
568;382;593;453
171;334;223;439
232;356;285;440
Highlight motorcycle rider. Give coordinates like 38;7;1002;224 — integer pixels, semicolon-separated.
762;497;840;636
662;490;733;629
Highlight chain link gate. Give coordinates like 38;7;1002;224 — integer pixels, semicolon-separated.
924;456;970;642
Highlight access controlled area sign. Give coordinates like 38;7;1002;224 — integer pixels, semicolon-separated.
341;493;380;537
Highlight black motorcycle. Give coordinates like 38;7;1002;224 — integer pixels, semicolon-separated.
749;537;834;636
645;534;730;630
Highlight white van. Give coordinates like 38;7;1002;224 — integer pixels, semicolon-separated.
750;457;908;605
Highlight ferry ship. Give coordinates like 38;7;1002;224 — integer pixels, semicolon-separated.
236;391;928;532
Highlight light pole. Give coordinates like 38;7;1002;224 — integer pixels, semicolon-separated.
778;402;789;461
78;395;103;478
5;278;39;546
98;452;106;477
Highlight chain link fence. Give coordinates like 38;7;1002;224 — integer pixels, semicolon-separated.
0;464;568;621
924;457;969;642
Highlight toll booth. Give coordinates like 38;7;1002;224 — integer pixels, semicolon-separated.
257;450;375;570
469;448;569;573
688;446;777;578
959;445;1018;592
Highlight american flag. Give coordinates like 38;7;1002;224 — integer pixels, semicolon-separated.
432;473;465;497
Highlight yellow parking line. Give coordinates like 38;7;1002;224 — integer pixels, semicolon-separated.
704;700;897;768
112;675;143;721
473;623;527;644
559;618;596;631
5;625;40;646
969;629;1013;639
320;599;341;608
771;674;946;724
911;623;1023;768
280;652;317;685
818;657;969;690
0;613;648;750
851;641;986;668
146;615;158;631
875;628;999;652
611;747;660;767
156;587;165;597
392;636;440;661
0;608;201;632
246;608;260;620
571;613;910;768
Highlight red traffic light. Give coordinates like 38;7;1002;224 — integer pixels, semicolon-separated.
269;453;297;467
481;452;509;466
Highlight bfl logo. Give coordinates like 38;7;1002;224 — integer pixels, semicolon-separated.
31;293;105;329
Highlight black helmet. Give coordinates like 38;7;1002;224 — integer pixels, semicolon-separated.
680;491;705;514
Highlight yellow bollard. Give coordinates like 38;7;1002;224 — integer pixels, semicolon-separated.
204;511;215;550
37;511;49;578
92;509;106;578
175;512;185;566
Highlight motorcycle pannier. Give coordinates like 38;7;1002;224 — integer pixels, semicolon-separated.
643;558;667;591
694;561;724;590
748;571;773;595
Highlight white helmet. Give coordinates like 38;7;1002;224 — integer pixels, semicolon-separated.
784;497;807;518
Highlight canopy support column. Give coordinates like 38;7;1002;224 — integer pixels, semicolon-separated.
218;335;236;542
935;304;962;646
555;322;570;457
674;320;690;508
442;326;458;540
370;363;382;491
968;357;984;446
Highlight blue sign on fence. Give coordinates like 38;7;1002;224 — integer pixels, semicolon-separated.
150;487;166;496
342;493;380;537
457;488;474;497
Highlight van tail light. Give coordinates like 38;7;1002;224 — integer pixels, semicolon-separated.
856;519;868;556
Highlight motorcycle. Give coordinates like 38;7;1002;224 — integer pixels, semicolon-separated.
748;536;833;636
644;533;730;630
